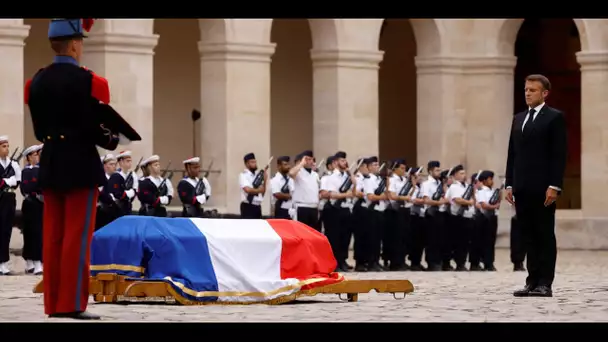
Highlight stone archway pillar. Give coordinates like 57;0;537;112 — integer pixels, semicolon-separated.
310;49;384;162
576;51;608;218
82;32;159;160
0;23;30;151
198;41;276;215
414;55;516;174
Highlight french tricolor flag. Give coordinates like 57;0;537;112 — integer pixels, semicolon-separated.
91;217;344;304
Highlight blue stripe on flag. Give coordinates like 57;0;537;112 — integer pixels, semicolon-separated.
91;216;219;302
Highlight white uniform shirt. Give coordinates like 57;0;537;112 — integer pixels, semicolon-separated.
388;174;408;208
239;169;264;205
476;185;498;216
446;181;474;219
353;172;368;208
0;156;22;188
318;172;332;209
328;169;353;209
410;185;425;216
421;176;442;212
292;168;319;208
270;172;295;210
363;174;387;212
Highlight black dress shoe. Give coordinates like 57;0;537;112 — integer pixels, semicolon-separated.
442;264;455;271
354;264;368;272
455;265;467;271
367;263;384;272
409;264;425;272
513;284;536;297
469;264;483;271
484;265;497;271
513;263;526;272
49;311;101;320
528;285;553;297
26;268;34;274
426;264;442;272
389;264;408;271
343;261;354;270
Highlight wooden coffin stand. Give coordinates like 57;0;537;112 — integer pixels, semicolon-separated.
33;274;415;305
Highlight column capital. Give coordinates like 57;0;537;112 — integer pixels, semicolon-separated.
198;41;276;63
415;55;517;75
310;49;384;70
84;33;159;55
576;51;608;71
0;24;29;47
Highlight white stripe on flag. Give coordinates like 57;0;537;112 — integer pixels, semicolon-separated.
189;218;300;302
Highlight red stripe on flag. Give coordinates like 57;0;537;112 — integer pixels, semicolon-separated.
266;219;339;285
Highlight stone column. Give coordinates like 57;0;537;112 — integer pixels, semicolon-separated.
0;22;29;210
414;55;516;174
576;51;608;218
310;49;384;161
82;32;159;160
198;41;276;215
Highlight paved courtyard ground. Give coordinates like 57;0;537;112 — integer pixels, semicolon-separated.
1;244;607;322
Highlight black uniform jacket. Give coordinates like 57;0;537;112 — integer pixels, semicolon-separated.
505;105;567;196
20;165;42;197
25;62;121;191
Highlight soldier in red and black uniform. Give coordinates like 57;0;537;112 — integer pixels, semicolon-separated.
24;18;141;320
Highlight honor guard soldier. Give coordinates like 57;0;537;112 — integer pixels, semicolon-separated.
467;173;484;271
0;136;22;275
387;158;411;271
239;153;267;219
24;18;141;319
318;156;337;233
363;156;388;272
270;156;295;219
445;165;474;271
289;150;320;231
409;167;427;271
20;144;44;275
438;168;453;269
352;159;370;271
327;151;356;272
476;170;500;271
96;154;119;230
107;151;140;217
421;161;449;271
138;155;174;217
178;157;212;218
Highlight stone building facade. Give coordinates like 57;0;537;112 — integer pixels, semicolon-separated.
1;18;607;248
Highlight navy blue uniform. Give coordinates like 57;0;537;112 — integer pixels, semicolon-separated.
20;165;43;262
106;170;137;217
137;177;172;217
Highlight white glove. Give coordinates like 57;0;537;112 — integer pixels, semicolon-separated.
125;189;135;199
196;194;207;204
3;177;17;187
160;196;169;205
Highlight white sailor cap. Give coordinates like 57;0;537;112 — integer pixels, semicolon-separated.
0;136;8;144
183;156;200;164
117;150;132;160
101;154;116;163
142;155;160;167
22;144;43;156
38;143;44;150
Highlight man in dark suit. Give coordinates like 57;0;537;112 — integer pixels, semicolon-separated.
505;74;567;298
25;19;140;319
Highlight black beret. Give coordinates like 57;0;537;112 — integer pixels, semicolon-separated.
478;170;495;181
364;156;378;165
277;156;290;163
427;160;440;169
244;153;255;162
471;173;478;183
301;150;313;157
449;164;464;176
392;158;406;167
440;169;449;179
326;156;336;166
334;151;347;159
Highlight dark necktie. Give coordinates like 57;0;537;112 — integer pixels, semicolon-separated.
523;108;536;136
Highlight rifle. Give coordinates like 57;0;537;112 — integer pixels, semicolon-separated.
396;166;423;208
426;166;453;217
1;147;24;193
334;158;364;208
156;161;173;197
124;156;143;191
194;159;214;197
247;156;273;204
484;180;505;218
369;162;389;208
456;169;482;217
274;174;292;214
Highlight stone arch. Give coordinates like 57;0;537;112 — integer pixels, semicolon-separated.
407;19;442;57
497;18;589;55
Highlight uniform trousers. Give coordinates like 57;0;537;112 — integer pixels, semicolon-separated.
482;213;498;267
274;207;291;220
425;210;447;267
95;203;118;231
400;207;412;264
296;207;320;232
324;205;351;264
450;215;472;267
138;205;168;217
383;207;407;267
43;188;98;315
352;203;371;265
469;212;484;267
22;197;44;262
409;213;426;267
510;216;526;265
0;192;16;264
368;208;385;265
240;202;262;219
